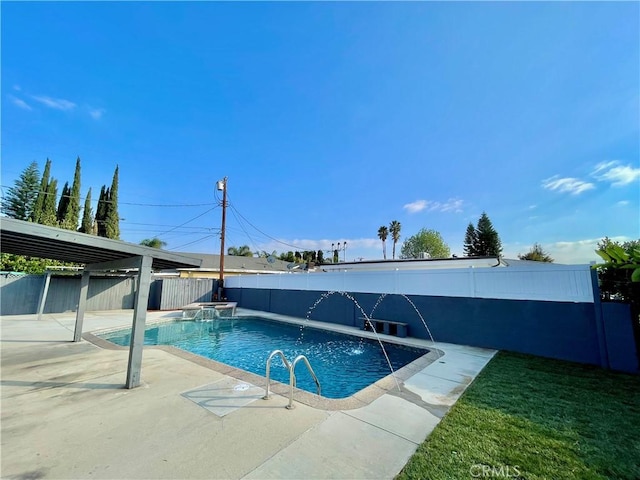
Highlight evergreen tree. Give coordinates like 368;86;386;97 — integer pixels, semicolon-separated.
317;250;324;265
279;251;295;263
463;222;478;256
56;181;71;224
105;166;120;239
475;212;502;257
30;158;51;223
95;185;109;237
40;179;59;226
518;243;554;262
79;187;93;234
2;161;40;220
61;157;82;230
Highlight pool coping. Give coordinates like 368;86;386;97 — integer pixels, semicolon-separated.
84;310;444;411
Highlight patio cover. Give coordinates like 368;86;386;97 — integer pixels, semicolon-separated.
0;217;202;388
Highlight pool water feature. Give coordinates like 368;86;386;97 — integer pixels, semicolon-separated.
99;316;428;399
303;290;402;390
370;293;438;349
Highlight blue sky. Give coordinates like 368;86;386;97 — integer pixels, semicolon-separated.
2;2;638;264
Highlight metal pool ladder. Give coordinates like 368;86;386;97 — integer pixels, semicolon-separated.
262;350;321;409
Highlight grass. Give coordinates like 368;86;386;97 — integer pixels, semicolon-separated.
397;351;640;480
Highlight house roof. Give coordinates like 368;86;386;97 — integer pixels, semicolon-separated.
318;256;504;272
0;217;202;271
176;253;291;273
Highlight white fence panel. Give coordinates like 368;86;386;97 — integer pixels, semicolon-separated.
472;267;594;302
225;265;594;303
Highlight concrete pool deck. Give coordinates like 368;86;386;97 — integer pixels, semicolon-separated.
1;309;496;479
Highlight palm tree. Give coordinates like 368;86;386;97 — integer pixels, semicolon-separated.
139;238;167;249
227;245;253;257
389;220;401;260
377;226;389;260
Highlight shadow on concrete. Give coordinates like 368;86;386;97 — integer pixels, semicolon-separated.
1;339;74;343
1;380;124;390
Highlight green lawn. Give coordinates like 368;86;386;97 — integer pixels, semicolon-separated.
397;351;640;480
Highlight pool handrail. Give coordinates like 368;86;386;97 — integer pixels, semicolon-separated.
288;354;321;409
262;350;291;400
262;350;322;409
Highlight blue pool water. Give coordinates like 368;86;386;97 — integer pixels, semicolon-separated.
100;316;428;399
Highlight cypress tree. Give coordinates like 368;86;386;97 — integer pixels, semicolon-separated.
95;185;108;237
30;158;51;223
79;187;93;234
56;181;71;224
61;157;82;230
2;161;40;220
105;166;120;239
40;179;59;226
463;222;478;256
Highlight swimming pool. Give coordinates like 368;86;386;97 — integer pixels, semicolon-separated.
99;316;428;399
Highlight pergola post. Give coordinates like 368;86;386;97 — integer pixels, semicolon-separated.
37;271;52;321
125;255;153;389
1;218;202;389
74;270;91;342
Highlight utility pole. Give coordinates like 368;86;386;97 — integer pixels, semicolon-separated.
216;177;227;300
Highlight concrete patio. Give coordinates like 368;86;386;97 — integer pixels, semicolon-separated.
1;309;495;479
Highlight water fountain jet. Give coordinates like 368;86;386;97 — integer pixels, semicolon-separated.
304;290;401;392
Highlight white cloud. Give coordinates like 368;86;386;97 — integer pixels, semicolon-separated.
8;95;32;110
403;198;464;214
546;239;601;264
550;236;635;264
592;161;640;187
541;176;595;195
503;236;633;265
437;198;464;212
88;108;105;119
502;239;586;265
404;200;427;213
31;95;76;111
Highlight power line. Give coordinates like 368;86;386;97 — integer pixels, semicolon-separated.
169;234;218;251
225;195;309;252
119;227;216;235
153;206;219;238
122;221;217;230
0;185;216;208
229;206;262;254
